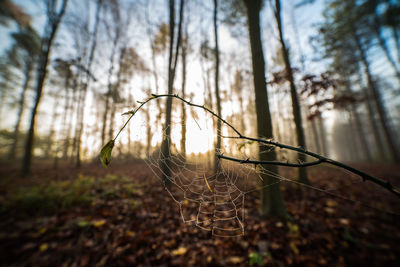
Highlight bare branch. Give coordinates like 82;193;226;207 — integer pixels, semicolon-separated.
112;94;400;198
218;154;324;167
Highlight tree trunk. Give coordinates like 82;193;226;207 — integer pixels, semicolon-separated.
363;86;386;160
65;77;77;160
372;14;400;84
393;27;400;65
22;0;68;176
160;0;184;185
101;28;119;147
145;107;152;158
61;68;72;160
346;81;371;161
244;0;287;217
46;94;59;158
75;0;103;168
213;0;222;174
10;62;32;159
317;116;328;156
180;35;187;160
274;0;309;184
354;32;400;162
145;6;162;137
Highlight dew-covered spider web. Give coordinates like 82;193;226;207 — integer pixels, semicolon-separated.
121;101;400;237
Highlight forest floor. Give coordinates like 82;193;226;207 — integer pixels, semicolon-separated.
0;160;399;266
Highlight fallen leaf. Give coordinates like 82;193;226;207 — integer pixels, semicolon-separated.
39;243;49;252
171;247;187;256
227;256;244;264
93;219;106;228
326;199;337;207
289;241;299;255
126;230;135;237
77;221;91;228
38;227;47;235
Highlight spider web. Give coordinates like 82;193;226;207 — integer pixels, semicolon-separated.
125;104;399;237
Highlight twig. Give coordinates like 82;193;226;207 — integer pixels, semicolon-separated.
113;94;400;198
218;154;324;167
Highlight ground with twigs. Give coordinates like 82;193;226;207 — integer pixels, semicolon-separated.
0;161;399;266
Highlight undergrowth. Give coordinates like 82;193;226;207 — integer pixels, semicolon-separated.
0;174;139;216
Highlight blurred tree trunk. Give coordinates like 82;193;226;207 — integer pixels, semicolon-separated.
346;81;371;161
243;0;287;217
145;6;162;137
61;67;72;160
180;35;187;161
46;93;59;158
371;8;400;84
354;32;400;163
9;61;33;159
363;85;386;160
309;116;321;154
160;0;184;185
101;30;119;147
145;107;152;158
393;27;400;64
317;116;328;156
76;0;103;168
213;0;222;174
22;0;69;175
273;0;309;184
65;77;78;160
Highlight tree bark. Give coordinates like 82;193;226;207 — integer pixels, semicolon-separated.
75;0;103;168
372;13;400;84
10;61;32;159
160;0;184;185
22;0;68;175
180;35;187;160
354;32;400;162
61;66;72;159
244;0;287;217
273;0;309;184
346;81;371;161
213;0;222;174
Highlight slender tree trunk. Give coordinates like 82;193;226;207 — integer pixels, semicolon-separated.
101;32;119;147
393;27;400;65
76;0;103;168
274;0;309;184
317;116;328;156
244;0;287;217
145;6;162;136
145;107;152;158
61;68;72;159
108;101;116;142
10;62;32;159
213;0;222;174
160;0;184;185
65;77;77;160
346;82;371;161
372;15;400;84
180;36;187;160
309;116;321;154
363;86;386;160
46;94;59;158
354;33;400;162
22;0;68;175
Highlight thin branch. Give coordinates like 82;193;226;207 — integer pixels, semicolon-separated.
112;94;400;198
218;154;324;167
